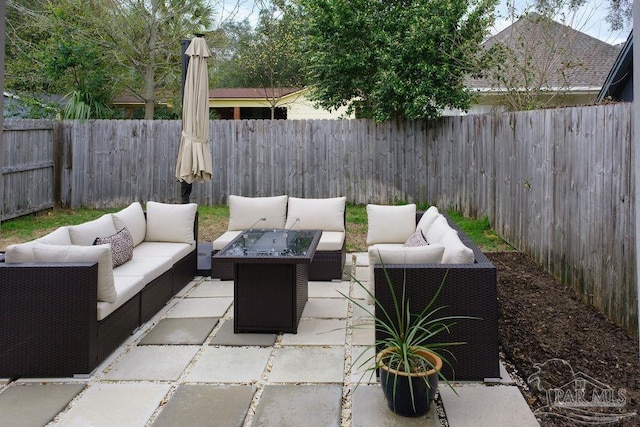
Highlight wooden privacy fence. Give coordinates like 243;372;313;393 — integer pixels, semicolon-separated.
1;104;637;335
1;120;58;221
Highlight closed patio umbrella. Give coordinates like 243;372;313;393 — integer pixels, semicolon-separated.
176;35;212;203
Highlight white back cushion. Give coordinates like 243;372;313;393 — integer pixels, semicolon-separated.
112;202;147;246
285;196;346;231
69;214;117;246
441;229;475;264
5;227;71;263
228;195;288;230
366;204;416;245
416;206;439;236
425;215;453;244
33;244;116;303
145;201;197;244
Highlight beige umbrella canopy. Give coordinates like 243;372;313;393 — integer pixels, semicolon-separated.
176;36;212;196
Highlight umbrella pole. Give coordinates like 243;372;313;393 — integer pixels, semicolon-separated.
180;181;192;204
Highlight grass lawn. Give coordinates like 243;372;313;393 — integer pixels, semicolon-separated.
0;204;511;253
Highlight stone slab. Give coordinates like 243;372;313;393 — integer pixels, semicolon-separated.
440;385;540;427
185;346;271;383
253;385;342;427
55;382;170;427
139;317;219;345
167;297;232;318
352;385;440;427
188;280;234;297
152;384;255;427
268;347;345;383
279;318;346;346
302;298;349;319
0;383;85;427
210;320;276;346
103;346;199;381
308;280;350;298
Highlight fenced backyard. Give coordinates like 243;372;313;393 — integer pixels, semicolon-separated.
1;102;636;335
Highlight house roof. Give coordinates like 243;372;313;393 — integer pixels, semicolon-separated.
596;30;633;102
210;87;303;99
468;13;621;91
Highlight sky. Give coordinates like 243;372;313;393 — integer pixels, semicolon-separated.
219;0;631;46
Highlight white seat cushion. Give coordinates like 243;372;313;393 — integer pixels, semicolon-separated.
145;201;197;244
317;231;345;251
366;204;416;245
4;226;71;263
68;214;117;246
212;231;242;250
97;275;146;321
133;242;194;264
285;197;346;231
113;255;173;283
112;202;147;246
440;229;475;264
228;195;288;230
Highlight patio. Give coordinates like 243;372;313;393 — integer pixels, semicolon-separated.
0;254;538;426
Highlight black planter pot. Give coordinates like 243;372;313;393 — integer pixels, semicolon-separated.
377;348;442;417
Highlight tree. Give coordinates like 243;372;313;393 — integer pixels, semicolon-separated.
6;0;214;119
296;0;498;122
236;2;306;118
94;0;214;119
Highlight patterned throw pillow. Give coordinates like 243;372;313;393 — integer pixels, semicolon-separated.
94;227;134;267
403;229;428;247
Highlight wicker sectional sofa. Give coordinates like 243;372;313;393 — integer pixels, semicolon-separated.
367;204;499;381
211;195;346;281
0;201;198;378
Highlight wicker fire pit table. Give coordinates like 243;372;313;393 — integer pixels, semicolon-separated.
212;229;321;334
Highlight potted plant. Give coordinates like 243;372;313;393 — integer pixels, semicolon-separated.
344;265;475;417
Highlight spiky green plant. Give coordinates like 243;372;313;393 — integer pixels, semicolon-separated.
343;262;478;414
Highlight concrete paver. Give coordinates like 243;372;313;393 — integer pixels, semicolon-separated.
187;280;234;297
279;318;346;346
0;383;85;427
440;385;540;427
166;297;232;318
151;384;255;427
253;385;343;427
139;317;219;345
103;346;199;381
54;382;170;427
268;347;345;383
185;346;272;383
302;297;349;318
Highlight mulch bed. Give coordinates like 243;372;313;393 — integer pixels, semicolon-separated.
489;252;640;426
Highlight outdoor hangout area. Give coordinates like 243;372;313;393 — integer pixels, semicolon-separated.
0;196;542;426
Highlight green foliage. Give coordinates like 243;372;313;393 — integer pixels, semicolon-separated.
445;210;512;251
297;0;498;122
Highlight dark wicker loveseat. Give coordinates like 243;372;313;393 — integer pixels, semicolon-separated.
374;213;499;382
0;214;198;379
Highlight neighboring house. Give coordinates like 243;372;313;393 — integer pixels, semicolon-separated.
458;13;621;115
596;31;633;103
208;87;353;120
113;87;353;120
